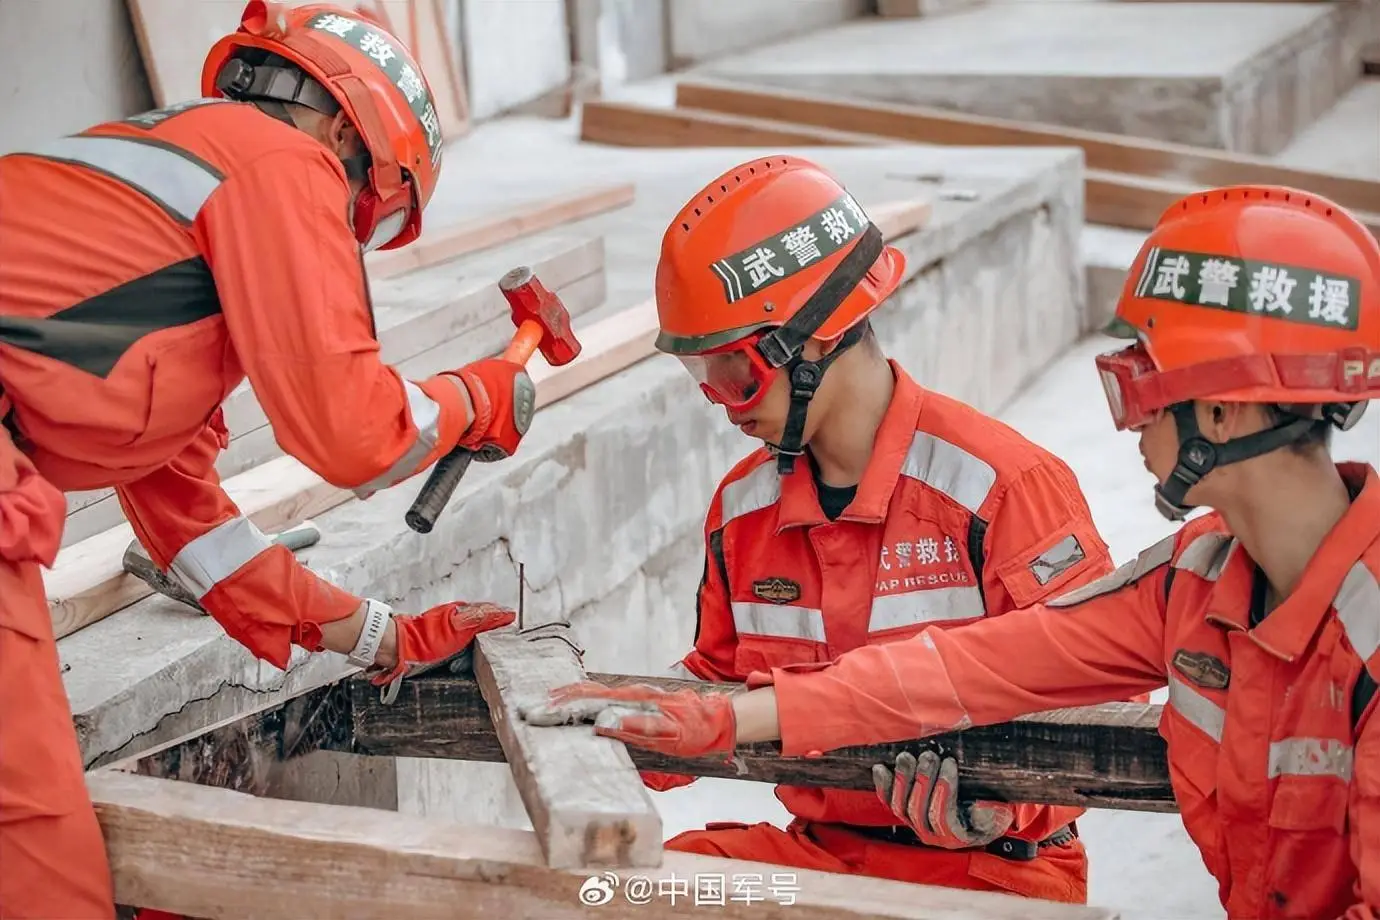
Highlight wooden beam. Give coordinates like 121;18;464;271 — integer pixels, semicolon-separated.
91;771;1118;919
672;79;1380;216
352;673;1175;813
580;100;1380;237
50;197;932;641
365;183;635;280
473;626;661;868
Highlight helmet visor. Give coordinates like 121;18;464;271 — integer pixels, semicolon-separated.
677;336;777;411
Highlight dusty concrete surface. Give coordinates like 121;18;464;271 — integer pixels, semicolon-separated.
462;0;572;119
62;127;1084;824
569;0;670;90
0;0;153;155
666;0;868;67
1274;80;1380;180
692;2;1360;153
1081;224;1147;332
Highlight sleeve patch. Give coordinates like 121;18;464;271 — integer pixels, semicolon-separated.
994;520;1107;608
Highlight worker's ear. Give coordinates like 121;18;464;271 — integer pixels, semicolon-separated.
328;110;361;157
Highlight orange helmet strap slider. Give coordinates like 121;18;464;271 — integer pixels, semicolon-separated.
756;222;884;368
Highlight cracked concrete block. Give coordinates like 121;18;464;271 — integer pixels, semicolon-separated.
67;137;1083;822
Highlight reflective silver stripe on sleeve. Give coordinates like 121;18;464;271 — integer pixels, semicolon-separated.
1047;533;1176;608
1174;533;1235;581
167;516;275;600
868;587;985;633
17;135;222;224
1336;562;1380;662
899;432;997;514
1167;674;1225;743
1267;737;1353;782
352;379;446;499
731;602;826;644
721;462;781;524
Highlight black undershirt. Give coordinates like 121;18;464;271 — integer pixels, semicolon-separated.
810;455;858;521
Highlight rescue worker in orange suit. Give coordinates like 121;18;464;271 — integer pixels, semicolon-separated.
582;155;1121;903
0;4;527;916
538;185;1380;919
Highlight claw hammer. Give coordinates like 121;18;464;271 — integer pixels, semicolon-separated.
405;266;582;534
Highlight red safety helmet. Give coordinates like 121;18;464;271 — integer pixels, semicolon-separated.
202;0;444;251
1096;185;1380;518
655;156;906;471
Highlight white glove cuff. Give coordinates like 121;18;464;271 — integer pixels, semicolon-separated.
347;598;393;669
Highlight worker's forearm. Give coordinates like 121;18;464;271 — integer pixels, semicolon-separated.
731;687;781;744
318;600;399;670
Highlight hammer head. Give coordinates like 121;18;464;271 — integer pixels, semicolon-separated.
498;266;581;367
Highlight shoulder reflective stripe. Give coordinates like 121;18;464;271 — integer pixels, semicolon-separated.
352;379;448;499
1046;533;1176;608
721;462;781;524
1174;533;1235;581
1336;562;1380;662
730;602;826;644
1167;674;1225;743
665;660;705;681
167;516;274;600
899;431;997;514
16;135;223;224
868;587;984;633
1267;737;1353;781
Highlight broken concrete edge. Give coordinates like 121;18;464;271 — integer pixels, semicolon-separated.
63;149;1084;772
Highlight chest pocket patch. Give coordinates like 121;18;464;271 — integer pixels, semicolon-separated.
1172;649;1231;691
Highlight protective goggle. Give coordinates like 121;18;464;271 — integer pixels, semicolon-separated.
677;333;779;411
1095;343;1167;431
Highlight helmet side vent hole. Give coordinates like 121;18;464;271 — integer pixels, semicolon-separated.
707;195;714;203
694;207;701;216
720;184;727;193
681;222;690;232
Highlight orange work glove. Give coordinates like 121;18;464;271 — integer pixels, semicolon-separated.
520;682;737;759
448;357;536;462
640;770;697;792
873;751;1015;849
365;601;515;703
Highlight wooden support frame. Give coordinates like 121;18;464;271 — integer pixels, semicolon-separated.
579;99;1380;238
134;672;1175;813
49;197;931;641
473;626;662;868
91;770;1119;919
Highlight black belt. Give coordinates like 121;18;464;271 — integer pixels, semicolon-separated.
843;822;1078;862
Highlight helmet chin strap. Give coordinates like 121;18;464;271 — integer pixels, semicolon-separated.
754;223;884;475
1153;402;1321;521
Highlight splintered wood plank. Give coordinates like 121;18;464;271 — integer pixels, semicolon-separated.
351;673;1175;813
472;626;662;869
91;771;1118;919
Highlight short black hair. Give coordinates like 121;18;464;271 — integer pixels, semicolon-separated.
1264;403;1333;453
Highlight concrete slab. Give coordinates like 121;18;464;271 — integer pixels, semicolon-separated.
1081;224;1147;332
68;127;1084;825
666;0;867;68
1274;80;1380;180
461;0;572;120
692;2;1363;153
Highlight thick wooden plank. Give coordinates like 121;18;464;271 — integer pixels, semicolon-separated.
352;673;1175;813
673;79;1380;215
364;183;635;280
580;100;1380;237
91;771;1117;919
473;627;662;868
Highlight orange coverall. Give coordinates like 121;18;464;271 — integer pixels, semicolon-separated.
663;361;1117;903
0;99;472;916
759;461;1380;919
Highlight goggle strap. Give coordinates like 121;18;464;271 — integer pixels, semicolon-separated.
757;222;884;369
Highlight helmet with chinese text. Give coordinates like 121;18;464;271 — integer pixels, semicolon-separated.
201;0;445;252
654;156;907;474
1093;185;1380;519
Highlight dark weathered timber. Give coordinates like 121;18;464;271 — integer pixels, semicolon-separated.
350;673;1176;813
133;671;1175;813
